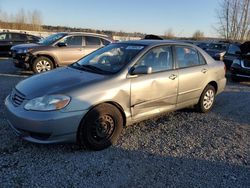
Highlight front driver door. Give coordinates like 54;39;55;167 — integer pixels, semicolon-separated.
56;35;84;65
130;46;178;120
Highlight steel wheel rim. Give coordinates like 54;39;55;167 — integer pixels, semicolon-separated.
203;89;214;110
36;60;51;72
91;115;115;143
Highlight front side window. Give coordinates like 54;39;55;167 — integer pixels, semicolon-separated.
11;33;27;41
72;43;145;74
176;46;200;68
134;46;173;73
85;36;101;46
61;36;82;46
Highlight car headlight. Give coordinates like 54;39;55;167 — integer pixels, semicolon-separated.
16;48;33;54
24;95;70;111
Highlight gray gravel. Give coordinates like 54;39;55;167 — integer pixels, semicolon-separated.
0;58;249;187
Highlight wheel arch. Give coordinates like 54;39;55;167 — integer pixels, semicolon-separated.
32;54;58;68
207;81;218;94
76;101;127;143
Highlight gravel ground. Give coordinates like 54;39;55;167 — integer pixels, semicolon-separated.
0;58;249;187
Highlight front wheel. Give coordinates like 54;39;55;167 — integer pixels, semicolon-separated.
78;103;123;150
196;85;215;113
32;56;54;73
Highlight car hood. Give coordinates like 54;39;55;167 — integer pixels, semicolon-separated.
15;67;107;99
240;41;250;55
11;43;46;50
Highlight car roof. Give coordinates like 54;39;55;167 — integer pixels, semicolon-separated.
118;39;197;47
59;32;109;38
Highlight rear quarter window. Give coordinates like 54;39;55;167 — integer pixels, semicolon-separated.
101;38;111;46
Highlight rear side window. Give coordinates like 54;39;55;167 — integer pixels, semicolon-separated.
175;46;200;68
62;36;82;46
85;36;101;46
101;38;111;46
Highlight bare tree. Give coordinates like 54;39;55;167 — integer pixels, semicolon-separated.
164;29;175;39
216;0;250;41
31;10;42;31
15;8;27;30
192;30;205;40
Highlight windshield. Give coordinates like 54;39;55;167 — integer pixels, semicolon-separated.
208;43;227;50
39;33;66;45
72;43;145;74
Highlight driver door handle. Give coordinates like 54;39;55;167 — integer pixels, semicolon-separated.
201;69;208;73
169;74;177;80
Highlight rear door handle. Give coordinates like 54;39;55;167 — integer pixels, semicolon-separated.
169;74;177;80
201;69;208;73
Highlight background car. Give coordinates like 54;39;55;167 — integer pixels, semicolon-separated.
230;41;250;81
11;32;114;73
0;31;41;57
5;40;226;150
223;43;241;70
204;42;228;60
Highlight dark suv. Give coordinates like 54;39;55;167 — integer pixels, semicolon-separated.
0;31;41;56
11;32;113;73
230;41;250;81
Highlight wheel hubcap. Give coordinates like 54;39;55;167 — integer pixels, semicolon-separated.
36;60;51;72
203;89;214;110
91;115;115;142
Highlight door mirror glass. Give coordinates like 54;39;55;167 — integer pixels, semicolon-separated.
57;42;67;47
131;66;152;75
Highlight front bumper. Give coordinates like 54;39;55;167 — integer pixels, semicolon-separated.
12;52;32;69
217;77;227;95
5;95;87;144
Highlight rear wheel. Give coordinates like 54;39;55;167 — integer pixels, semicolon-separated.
196;85;215;113
32;56;54;73
78;103;123;150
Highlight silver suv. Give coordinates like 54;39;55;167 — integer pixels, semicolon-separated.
11;32;113;73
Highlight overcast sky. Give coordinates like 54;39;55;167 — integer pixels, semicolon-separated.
0;0;221;37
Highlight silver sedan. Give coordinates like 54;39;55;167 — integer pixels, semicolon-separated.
5;40;226;150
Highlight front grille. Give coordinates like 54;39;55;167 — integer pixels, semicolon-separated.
11;89;25;107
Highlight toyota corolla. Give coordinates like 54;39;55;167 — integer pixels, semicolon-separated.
5;40;226;150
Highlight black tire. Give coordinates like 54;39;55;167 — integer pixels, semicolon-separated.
231;75;240;82
78;103;123;150
32;56;54;73
196;85;215;113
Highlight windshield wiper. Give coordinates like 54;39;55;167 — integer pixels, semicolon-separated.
72;63;112;74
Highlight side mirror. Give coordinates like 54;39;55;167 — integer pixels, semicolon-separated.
130;66;152;75
57;42;67;47
235;51;241;55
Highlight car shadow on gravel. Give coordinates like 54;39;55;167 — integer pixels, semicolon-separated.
1;139;249;187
